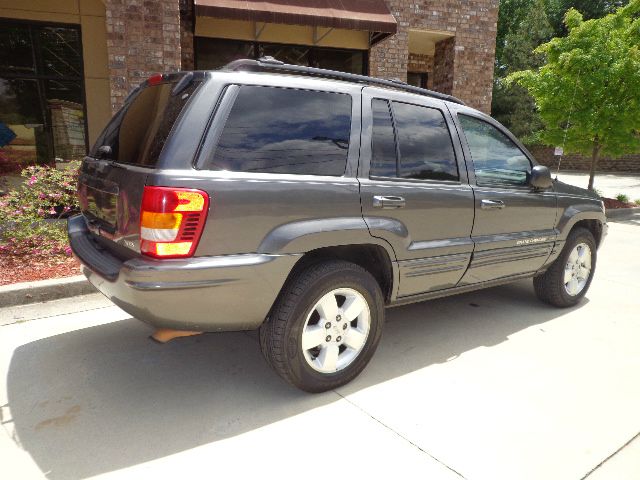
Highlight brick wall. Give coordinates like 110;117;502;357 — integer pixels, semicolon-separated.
528;145;640;173
370;0;499;113
370;29;408;80
407;53;433;73
104;0;183;113
432;37;455;94
179;0;194;70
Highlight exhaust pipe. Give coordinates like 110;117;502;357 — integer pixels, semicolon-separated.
150;328;203;343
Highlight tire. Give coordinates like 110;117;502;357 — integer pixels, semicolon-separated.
260;260;385;393
534;227;597;308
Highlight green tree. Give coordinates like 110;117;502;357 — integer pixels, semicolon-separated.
493;0;553;139
492;0;630;140
545;0;630;37
507;0;640;190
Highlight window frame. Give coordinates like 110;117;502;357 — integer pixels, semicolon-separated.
368;97;462;185
454;110;538;190
0;18;89;161
195;82;357;178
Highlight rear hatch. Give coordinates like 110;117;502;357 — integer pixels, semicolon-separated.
78;73;202;255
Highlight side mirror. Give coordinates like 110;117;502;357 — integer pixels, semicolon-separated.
97;145;112;159
529;165;552;190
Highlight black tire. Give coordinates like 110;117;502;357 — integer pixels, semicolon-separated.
534;227;597;308
260;260;385;393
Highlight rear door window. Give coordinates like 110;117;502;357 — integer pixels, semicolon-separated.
393;102;458;181
91;80;199;166
370;100;458;182
204;86;352;176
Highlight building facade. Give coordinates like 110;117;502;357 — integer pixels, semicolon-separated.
0;0;499;172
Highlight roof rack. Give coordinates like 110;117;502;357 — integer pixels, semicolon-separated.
222;57;466;106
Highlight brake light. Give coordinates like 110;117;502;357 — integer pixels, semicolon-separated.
147;74;164;86
140;186;209;259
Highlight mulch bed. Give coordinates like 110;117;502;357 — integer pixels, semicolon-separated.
602;197;637;210
0;255;80;286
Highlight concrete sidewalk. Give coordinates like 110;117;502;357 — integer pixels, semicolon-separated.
1;219;639;479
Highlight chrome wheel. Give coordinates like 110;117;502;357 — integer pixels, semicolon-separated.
563;242;592;296
301;288;371;374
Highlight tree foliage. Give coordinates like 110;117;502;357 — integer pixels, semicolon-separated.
493;0;553;140
492;0;630;141
507;0;640;189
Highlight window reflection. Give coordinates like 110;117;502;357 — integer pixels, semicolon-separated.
208;86;351;176
0;20;86;173
393;102;459;181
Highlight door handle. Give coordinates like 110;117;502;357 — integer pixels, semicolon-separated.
481;199;506;210
373;195;406;209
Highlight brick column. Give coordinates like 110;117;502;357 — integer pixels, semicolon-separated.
432;37;455;95
449;1;499;113
370;0;498;113
369;29;408;81
105;0;183;113
180;0;195;70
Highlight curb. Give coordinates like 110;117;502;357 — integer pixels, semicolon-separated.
606;207;640;219
0;275;96;308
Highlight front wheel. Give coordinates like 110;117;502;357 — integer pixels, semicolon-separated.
534;227;597;307
260;260;384;392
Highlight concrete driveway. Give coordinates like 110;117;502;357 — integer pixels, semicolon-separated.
1;218;639;480
556;172;640;201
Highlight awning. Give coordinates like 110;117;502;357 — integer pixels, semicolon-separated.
194;0;398;43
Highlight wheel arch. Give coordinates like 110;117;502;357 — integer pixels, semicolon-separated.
570;219;604;248
277;244;397;306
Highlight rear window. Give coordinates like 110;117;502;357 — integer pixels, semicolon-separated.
203;85;352;176
90;80;199;166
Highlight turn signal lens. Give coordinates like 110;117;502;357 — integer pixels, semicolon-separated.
140;186;209;259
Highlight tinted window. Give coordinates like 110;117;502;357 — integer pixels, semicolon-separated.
393;102;458;181
459;114;532;186
208;86;351;175
92;80;199;166
370;99;397;177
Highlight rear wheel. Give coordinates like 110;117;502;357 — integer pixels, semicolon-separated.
260;260;384;392
534;227;596;307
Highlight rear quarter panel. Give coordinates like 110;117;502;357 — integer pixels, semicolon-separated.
150;73;379;257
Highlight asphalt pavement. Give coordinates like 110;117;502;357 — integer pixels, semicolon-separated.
1;217;639;480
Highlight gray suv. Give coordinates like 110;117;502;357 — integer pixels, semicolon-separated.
69;58;607;392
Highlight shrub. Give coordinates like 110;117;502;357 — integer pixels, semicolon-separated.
615;193;630;203
0;162;80;260
635;199;640;206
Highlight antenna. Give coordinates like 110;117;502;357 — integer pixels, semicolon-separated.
556;73;580;180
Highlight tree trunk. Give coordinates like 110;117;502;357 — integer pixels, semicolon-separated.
588;139;601;191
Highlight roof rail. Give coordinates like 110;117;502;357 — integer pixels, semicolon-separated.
222;57;466;106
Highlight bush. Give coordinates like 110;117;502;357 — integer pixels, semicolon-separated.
616;193;630;203
0;162;80;260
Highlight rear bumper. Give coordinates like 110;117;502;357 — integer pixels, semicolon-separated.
68;215;300;331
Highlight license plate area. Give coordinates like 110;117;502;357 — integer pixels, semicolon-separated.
78;174;119;233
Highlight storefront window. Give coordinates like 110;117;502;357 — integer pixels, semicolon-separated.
196;38;367;75
0;20;86;174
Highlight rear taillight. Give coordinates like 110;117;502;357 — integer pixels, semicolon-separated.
140;186;209;259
